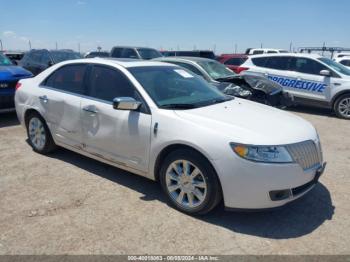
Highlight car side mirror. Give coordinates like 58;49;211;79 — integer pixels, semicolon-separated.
113;97;142;111
320;70;331;77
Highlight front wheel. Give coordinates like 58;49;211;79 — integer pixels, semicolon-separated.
159;149;222;215
334;94;350;119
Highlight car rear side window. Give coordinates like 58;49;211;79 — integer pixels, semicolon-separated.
252;50;264;55
111;48;123;58
88;65;139;102
252;57;269;67
264;56;291;70
224;57;247;66
44;64;87;95
121;48;138;59
291;58;328;75
340;60;350;66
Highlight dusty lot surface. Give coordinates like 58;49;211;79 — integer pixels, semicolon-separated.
0;108;349;255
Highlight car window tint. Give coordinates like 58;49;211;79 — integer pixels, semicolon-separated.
31;51;42;63
252;50;264;55
340;60;350;66
291;58;328;75
264;56;291;70
88;65;138;102
252;57;269;67
121;48;138;59
45;64;87;94
40;52;51;64
111;48;123;57
224;57;247;66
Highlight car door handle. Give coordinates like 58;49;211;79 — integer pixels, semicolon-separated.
39;95;48;103
82;106;98;114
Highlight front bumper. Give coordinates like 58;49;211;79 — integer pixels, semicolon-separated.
213;154;326;210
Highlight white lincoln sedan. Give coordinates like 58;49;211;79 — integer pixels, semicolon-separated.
15;58;326;215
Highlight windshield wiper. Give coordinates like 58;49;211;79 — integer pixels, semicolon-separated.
159;103;198;109
198;97;233;106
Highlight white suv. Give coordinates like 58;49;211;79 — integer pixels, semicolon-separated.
240;53;350;119
15;58;325;214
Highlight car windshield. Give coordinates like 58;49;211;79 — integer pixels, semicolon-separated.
0;53;13;66
197;60;236;80
51;51;82;63
318;57;350;76
128;66;231;109
137;48;162;60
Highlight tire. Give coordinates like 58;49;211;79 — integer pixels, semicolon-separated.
334;94;350;119
25;111;57;154
159;149;222;215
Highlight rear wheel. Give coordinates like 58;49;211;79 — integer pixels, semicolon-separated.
334;94;350;119
26;112;57;154
159;149;222;215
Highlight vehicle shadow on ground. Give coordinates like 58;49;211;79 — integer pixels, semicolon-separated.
286;105;335;118
49;147;334;240
0;112;20;128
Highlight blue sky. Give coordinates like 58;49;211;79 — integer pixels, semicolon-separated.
1;0;349;53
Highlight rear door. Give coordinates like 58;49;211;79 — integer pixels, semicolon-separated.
39;64;88;147
81;64;152;172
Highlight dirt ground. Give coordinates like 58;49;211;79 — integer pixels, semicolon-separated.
0;107;349;255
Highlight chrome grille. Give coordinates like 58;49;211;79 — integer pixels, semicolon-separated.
286;140;322;170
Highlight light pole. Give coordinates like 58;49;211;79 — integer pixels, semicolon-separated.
0;39;3;51
28;40;32;50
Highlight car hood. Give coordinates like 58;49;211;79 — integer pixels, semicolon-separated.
0;66;33;81
174;98;317;145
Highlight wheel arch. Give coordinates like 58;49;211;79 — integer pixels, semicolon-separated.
331;90;350;108
24;108;45;126
153;143;222;190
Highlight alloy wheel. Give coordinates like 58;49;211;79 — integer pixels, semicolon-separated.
165;160;207;209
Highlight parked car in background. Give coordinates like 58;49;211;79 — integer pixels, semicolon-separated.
155;56;292;107
240;53;350;119
15;58;325;214
333;53;350;59
245;48;289;55
335;57;350;68
19;49;82;75
160;50;216;60
2;51;25;65
84;51;110;58
0;53;32;112
110;46;162;60
216;54;248;73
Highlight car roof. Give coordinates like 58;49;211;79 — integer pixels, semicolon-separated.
111;46;157;50
219;54;247;58
59;57;173;68
155;56;214;63
248;53;323;59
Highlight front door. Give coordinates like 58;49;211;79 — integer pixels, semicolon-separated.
81;64;152;172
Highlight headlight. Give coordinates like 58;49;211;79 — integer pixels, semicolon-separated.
230;143;293;163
